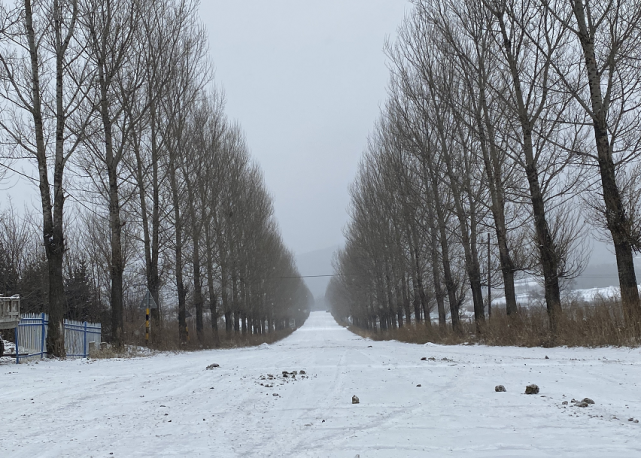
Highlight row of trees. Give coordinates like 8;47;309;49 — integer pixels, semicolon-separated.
0;0;311;355
328;0;641;334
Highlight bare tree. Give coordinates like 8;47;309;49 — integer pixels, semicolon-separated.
0;0;92;356
79;0;149;347
129;0;198;336
543;0;641;324
481;0;582;330
424;0;523;315
162;14;209;342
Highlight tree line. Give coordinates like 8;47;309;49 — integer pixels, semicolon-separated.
0;0;311;356
328;0;641;336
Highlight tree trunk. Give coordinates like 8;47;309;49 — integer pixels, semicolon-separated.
445;161;485;328
428;157;461;331
476;80;518;315
572;0;641;325
495;13;562;330
192;233;204;342
221;265;231;332
411;274;422;323
232;272;240;332
135;101;162;339
205;227;219;343
25;0;67;357
107;158;125;348
402;275;411;325
169;159;187;343
428;220;446;328
95;42;126;348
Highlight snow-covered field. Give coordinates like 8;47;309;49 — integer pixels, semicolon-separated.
490;283;628;307
1;311;641;457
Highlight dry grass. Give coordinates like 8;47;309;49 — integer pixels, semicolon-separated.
344;297;641;348
89;344;151;359
89;318;296;359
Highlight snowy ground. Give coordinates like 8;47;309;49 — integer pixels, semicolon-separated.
1;312;641;457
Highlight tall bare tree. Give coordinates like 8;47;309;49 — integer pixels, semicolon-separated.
0;0;92;356
80;0;148;347
544;0;641;325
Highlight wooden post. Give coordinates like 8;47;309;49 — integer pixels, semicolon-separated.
145;307;150;346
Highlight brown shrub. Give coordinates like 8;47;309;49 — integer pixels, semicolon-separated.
346;297;641;348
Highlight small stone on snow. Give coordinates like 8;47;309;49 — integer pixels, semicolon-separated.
525;384;539;394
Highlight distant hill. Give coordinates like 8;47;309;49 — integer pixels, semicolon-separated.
573;239;641;289
572;258;641;290
295;245;340;308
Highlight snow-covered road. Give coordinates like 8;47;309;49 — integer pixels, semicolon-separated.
1;311;641;457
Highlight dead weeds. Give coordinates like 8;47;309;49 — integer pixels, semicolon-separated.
344;297;641;348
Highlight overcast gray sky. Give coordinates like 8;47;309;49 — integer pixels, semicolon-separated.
199;1;410;255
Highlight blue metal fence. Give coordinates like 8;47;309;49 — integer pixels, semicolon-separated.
15;313;47;362
15;313;102;363
64;319;102;357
